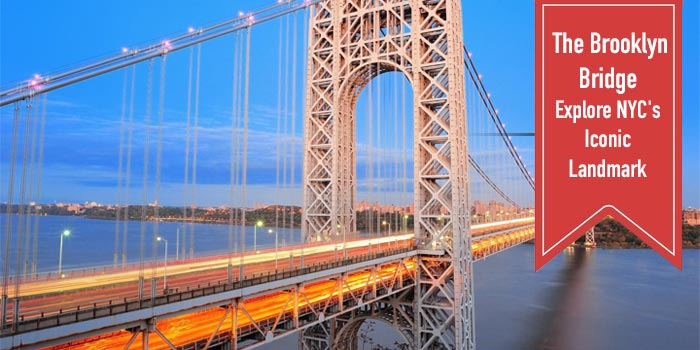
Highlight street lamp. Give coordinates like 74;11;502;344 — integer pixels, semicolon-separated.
157;236;168;291
254;220;264;252
58;229;70;278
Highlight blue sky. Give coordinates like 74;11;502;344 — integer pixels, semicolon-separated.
1;0;698;207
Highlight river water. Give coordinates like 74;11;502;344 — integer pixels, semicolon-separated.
1;216;698;349
0;215;303;274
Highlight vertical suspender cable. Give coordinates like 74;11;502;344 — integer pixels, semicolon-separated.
300;4;309;258
14;98;33;305
32;94;47;276
114;69;128;268
275;16;284;250
290;11;299;245
139;59;154;283
393;68;399;235
229;31;241;280
240;26;251;272
2;102;20;326
123;65;137;267
367;65;373;236
190;43;202;259
282;13;290;243
182;47;194;261
402;53;407;230
153;56;167;284
375;62;381;237
23;96;39;279
235;32;244;275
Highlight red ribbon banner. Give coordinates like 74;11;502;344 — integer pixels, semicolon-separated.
535;0;683;270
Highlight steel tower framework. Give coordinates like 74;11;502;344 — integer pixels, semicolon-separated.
302;0;474;348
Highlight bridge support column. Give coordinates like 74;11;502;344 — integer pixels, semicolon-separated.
232;299;239;350
12;299;19;331
228;263;233;283
138;276;144;300
293;284;300;329
151;277;157;300
141;322;150;350
0;294;6;328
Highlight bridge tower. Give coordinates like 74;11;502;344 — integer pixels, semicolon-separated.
302;0;474;348
585;227;596;247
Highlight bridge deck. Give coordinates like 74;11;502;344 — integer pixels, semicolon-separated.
0;218;534;349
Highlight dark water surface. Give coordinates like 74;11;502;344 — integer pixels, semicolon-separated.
271;245;699;350
474;245;699;350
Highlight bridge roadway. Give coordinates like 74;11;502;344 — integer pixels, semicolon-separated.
0;218;534;349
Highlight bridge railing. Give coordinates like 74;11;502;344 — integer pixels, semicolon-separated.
2;245;416;336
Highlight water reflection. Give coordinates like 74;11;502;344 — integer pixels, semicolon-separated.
531;247;595;350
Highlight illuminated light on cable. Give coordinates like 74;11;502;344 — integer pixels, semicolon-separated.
509;136;512;140
478;74;482;80
239;11;244;17
495;109;499;114
188;27;195;33
502;123;506;128
248;14;255;23
487;92;491;98
161;40;172;54
468;51;472;58
28;78;43;90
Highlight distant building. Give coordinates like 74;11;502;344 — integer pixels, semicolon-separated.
683;208;700;225
356;201;410;214
67;204;83;214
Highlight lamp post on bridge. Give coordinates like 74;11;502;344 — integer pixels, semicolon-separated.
254;220;264;252
58;229;70;278
157;236;168;291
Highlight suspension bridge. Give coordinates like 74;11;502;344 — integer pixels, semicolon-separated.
1;0;538;349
